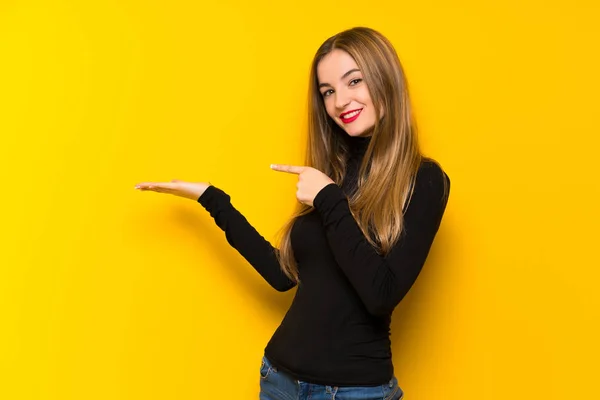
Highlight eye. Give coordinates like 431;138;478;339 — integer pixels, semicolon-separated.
322;89;334;97
350;78;362;86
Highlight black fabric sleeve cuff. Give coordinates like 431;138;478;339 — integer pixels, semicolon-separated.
197;185;228;209
313;183;347;214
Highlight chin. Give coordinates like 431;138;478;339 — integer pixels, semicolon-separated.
345;125;374;137
351;132;368;137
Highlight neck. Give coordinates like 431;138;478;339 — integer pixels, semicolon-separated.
345;134;372;156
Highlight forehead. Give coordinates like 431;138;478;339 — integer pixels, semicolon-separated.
317;49;359;81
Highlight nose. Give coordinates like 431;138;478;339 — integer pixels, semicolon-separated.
335;88;351;110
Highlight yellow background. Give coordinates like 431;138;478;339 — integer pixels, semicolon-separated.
1;0;599;398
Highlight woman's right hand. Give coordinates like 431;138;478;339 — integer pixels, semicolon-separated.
134;179;210;201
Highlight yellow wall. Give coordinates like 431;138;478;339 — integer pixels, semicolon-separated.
1;0;598;398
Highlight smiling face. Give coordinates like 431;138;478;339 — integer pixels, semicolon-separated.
316;49;381;137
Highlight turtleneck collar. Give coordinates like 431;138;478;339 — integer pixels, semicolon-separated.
345;134;372;157
341;134;371;196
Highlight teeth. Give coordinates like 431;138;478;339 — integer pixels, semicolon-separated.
342;110;361;119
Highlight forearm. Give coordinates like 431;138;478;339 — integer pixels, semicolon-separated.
313;167;449;316
198;186;296;292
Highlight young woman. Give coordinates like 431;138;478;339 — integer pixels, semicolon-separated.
136;27;450;400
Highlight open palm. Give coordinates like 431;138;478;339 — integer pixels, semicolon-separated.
135;179;210;201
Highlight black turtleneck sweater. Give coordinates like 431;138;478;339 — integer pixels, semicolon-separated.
197;135;450;386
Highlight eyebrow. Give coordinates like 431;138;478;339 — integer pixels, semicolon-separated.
318;68;361;89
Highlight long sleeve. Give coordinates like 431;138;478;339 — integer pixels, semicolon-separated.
197;186;296;292
312;162;450;317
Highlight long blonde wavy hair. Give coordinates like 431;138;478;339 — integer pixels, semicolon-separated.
275;27;428;283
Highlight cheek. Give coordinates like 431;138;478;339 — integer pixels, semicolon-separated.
359;90;379;118
359;88;374;107
324;100;337;120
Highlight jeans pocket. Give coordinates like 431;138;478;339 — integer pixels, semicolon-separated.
259;356;274;380
383;377;403;400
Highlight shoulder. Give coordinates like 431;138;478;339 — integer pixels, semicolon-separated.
411;157;451;207
418;156;449;183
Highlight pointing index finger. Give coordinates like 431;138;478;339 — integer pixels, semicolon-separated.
270;164;305;174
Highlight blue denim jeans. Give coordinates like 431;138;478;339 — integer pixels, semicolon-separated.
259;355;404;400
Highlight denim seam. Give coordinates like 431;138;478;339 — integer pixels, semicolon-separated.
384;384;400;400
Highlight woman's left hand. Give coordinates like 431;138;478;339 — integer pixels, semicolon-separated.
270;164;335;207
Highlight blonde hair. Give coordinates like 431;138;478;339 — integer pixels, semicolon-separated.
276;27;435;283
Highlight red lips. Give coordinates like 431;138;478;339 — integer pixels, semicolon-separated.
340;108;363;124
